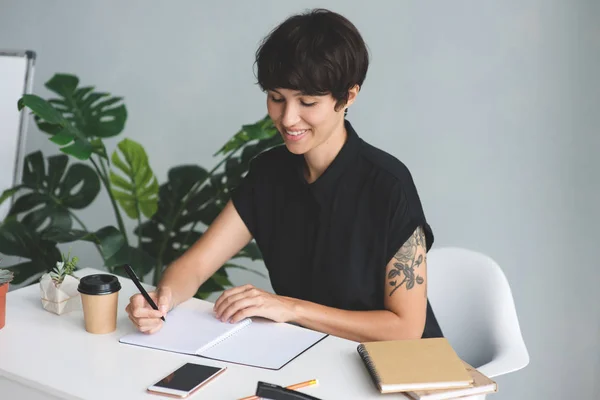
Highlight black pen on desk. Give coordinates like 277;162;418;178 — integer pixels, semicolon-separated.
122;264;166;322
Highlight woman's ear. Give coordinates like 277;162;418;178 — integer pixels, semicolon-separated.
335;84;360;113
345;84;360;108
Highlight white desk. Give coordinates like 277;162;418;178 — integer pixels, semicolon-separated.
0;268;412;400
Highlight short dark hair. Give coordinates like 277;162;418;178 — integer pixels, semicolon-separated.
255;8;369;111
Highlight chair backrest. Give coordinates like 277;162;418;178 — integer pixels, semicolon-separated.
427;247;527;369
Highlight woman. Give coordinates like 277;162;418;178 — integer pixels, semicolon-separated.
126;8;443;342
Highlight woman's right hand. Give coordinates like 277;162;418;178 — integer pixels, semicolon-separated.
125;287;173;334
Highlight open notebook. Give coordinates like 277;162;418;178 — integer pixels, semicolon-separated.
119;303;327;370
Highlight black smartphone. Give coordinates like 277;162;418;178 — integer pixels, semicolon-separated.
147;362;226;398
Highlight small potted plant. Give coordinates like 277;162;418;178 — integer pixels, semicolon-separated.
39;250;81;315
0;267;14;330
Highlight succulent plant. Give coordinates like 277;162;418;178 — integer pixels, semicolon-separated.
50;250;79;286
0;269;14;285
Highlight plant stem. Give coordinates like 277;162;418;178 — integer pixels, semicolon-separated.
137;214;143;250
90;156;129;246
181;194;221;250
128;168;144;252
67;210;103;256
68;211;87;231
98;156;111;185
134;187;142;251
152;255;162;286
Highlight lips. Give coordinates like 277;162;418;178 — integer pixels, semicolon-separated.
283;129;309;142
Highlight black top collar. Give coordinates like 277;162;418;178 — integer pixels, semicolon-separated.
290;120;361;204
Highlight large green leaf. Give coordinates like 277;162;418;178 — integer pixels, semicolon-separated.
216;133;282;205
232;242;263;261
18;94;64;124
1;151;100;233
0;218;61;284
214;115;281;156
4;262;40;285
94;226;128;261
195;267;232;299
0;187;22;206
18;94;94;160
41;228;93;243
42;74;127;139
18;73;127;160
41;226;120;260
109;138;159;220
104;245;156;279
223;158;245;194
194;263;267;299
41;225;155;278
135;165;211;270
222;262;267;278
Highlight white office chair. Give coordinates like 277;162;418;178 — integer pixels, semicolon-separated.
427;247;529;398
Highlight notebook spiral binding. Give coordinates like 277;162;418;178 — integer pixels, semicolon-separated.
357;344;382;389
196;318;253;353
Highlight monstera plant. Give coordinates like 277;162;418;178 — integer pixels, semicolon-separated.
0;73;282;298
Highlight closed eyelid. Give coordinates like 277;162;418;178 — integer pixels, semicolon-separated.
269;95;315;106
269;95;284;102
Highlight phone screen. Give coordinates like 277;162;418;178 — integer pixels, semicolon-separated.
152;363;224;392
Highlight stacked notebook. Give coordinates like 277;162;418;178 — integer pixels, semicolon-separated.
357;338;497;399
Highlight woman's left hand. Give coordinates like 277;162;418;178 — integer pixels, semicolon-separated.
213;284;297;324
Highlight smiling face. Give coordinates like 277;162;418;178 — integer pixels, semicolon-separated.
266;87;357;156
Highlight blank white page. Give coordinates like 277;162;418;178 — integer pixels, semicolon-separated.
199;317;327;370
119;307;251;355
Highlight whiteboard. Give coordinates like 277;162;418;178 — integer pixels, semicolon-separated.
0;50;35;220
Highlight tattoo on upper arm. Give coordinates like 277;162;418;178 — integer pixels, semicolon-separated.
388;226;426;297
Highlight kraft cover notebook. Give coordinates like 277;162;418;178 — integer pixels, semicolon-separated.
357;338;473;394
119;303;327;370
406;360;497;400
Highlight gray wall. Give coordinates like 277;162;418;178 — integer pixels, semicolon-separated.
1;0;598;399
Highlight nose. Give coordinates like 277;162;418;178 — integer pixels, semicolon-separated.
281;102;301;128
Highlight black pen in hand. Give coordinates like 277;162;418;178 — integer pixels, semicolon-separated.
123;264;166;322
